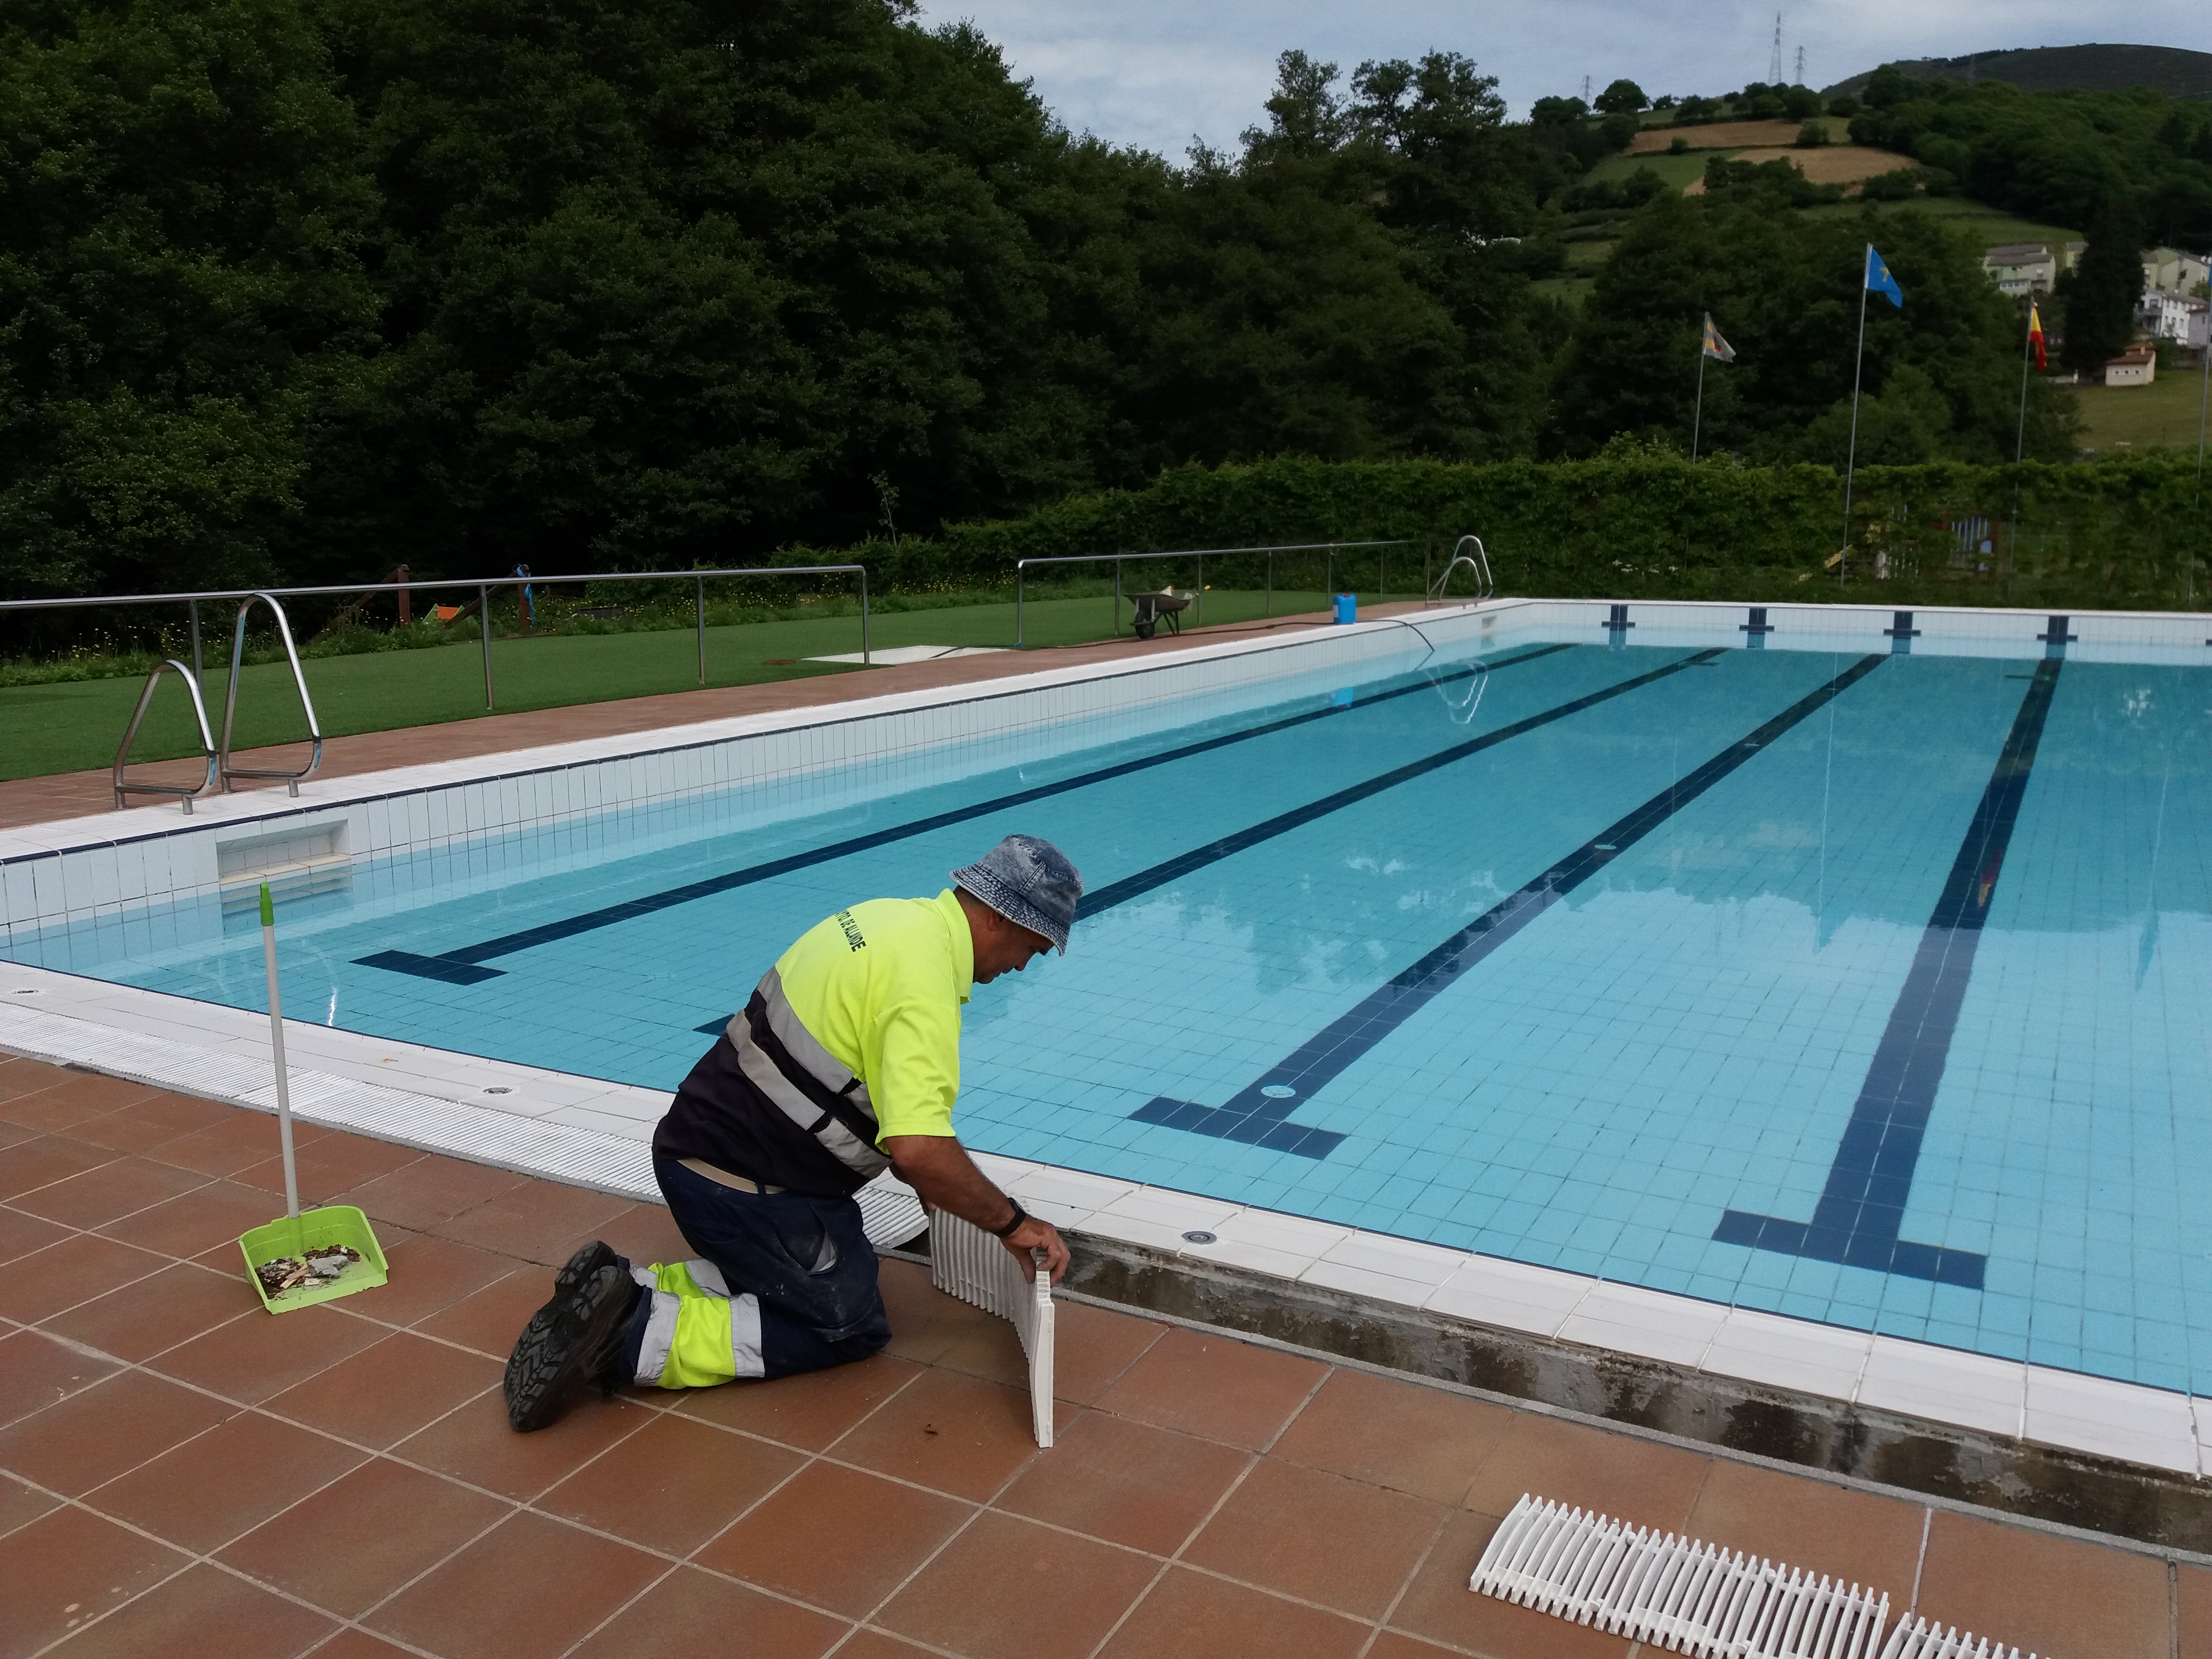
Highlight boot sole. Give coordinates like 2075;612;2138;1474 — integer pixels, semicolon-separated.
505;1265;635;1432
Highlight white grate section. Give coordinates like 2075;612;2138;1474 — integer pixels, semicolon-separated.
1878;1617;2040;1658
1471;1494;1890;1658
929;1209;1055;1448
0;1004;923;1251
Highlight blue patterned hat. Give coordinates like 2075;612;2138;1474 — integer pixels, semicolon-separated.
951;835;1083;953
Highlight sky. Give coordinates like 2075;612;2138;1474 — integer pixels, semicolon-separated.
910;0;2212;160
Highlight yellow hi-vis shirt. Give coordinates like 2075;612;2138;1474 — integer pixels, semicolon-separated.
772;889;974;1142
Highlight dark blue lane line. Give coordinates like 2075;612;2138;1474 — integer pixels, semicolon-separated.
1132;654;1890;1159
1713;657;2064;1290
1076;647;1731;920
353;643;1576;985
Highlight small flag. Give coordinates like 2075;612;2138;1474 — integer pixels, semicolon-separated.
1864;244;1904;308
2027;302;2046;372
1701;313;1736;362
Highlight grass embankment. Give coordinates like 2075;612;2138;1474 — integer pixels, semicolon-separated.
2075;369;2211;455
9;587;1354;782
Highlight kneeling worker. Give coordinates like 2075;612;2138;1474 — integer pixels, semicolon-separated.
503;835;1080;1430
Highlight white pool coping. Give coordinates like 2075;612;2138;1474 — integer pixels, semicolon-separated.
3;961;2203;1481
8;594;2212;1483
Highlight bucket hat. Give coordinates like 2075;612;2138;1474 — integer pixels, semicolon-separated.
951;835;1083;953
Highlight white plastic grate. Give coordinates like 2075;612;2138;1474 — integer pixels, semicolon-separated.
929;1208;1055;1447
1471;1494;1890;1658
1878;1616;2040;1658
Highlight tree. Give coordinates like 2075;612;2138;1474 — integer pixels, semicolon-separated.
1594;79;1647;116
2061;199;2144;374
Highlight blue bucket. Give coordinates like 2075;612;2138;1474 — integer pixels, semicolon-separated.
1333;593;1357;625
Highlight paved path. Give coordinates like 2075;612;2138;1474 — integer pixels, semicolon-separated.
0;1052;2195;1659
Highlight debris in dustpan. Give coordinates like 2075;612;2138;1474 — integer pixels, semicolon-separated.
255;1245;364;1297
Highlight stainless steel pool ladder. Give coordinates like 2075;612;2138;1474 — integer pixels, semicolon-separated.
1425;534;1493;606
113;660;220;813
218;592;323;796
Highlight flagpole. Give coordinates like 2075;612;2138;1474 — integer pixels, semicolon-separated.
2195;309;2209;604
1692;343;1708;464
2009;302;2032;596
1840;246;1872;584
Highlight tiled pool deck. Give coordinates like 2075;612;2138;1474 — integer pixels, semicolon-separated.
2;1054;2206;1659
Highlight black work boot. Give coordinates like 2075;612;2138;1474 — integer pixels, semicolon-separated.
503;1264;638;1432
501;1241;618;1409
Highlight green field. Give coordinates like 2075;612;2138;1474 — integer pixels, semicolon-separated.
2076;367;2212;455
13;586;1372;782
1798;196;2082;250
1582;150;1714;189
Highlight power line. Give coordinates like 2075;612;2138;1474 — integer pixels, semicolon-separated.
1768;13;1784;85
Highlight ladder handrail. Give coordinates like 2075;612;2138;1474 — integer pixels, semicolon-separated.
113;660;219;813
219;593;324;797
1426;533;1493;606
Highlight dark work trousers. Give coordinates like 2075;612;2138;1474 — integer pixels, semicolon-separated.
649;1154;892;1380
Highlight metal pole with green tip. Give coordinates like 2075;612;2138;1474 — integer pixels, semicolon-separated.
259;883;300;1221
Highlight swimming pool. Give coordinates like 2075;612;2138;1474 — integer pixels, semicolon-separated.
8;609;2212;1402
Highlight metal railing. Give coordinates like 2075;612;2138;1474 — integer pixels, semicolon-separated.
1426;535;1493;607
1;563;871;715
218;593;323;797
1012;540;1421;647
113;660;219;812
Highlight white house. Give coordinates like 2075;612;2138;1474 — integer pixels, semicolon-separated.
2141;291;2209;350
1983;243;2056;295
2142;246;2211;295
2105;341;2157;387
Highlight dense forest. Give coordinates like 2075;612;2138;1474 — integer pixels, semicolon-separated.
2;0;2207;603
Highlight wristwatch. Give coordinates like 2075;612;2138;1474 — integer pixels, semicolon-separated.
990;1199;1029;1238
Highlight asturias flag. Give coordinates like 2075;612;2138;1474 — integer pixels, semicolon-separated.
1864;244;1904;308
1701;312;1736;362
2027;302;2046;372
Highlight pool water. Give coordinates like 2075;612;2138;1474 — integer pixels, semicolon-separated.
16;637;2212;1394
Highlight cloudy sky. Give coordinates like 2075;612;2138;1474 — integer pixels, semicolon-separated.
911;0;2212;159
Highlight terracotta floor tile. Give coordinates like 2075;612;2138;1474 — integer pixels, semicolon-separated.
830;1366;1053;1501
1915;1509;2170;1658
0;1070;162;1131
1184;1456;1444;1619
694;1461;972;1618
0;1327;124;1428
0;1229;169;1324
0;1504;191;1656
1462;1413;1710;1532
60;1093;229;1154
0;1470;61;1538
368;1232;524;1326
0;1055;53;1102
1391;1509;1634;1657
929;1309;1029;1389
568;1564;847;1659
594;1201;694;1268
0;1134;112;1200
878;1256;993;1364
0;1199;72;1265
828;1631;936;1658
295;1632;420;1659
1364;1633;1464;1659
0;1118;32;1149
88;1408;368;1552
42;1261;258;1362
1049;1299;1169;1404
96;1178;298;1264
0;1367;235;1494
994;1410;1250;1555
334;1154;534;1233
230;1130;425;1202
537;1411;805;1556
1269;1368;1515;1504
2180;1562;2212;1659
10;1154;212;1229
1094;1325;1328;1451
43;1561;338;1659
1096;1567;1368;1659
1684;1459;1925;1594
877;1508;1160;1659
219;1457;512;1617
430;1177;636;1265
393;1388;654;1504
672;1352;923;1451
263;1331;503;1449
413;1265;547;1358
148;1299;388;1404
154;1114;322;1179
368;1508;666;1659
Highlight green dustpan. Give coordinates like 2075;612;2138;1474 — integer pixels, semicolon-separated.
237;884;388;1314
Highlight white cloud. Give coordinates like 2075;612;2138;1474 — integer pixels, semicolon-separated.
916;0;2212;156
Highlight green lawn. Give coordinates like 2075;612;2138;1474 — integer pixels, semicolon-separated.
1582;150;1715;190
2076;367;2212;454
14;586;1372;782
1798;196;2082;250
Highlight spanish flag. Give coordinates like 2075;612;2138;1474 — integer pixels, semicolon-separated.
2027;302;2046;373
1701;312;1736;362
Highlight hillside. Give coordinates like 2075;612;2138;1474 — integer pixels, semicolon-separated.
1826;44;2212;101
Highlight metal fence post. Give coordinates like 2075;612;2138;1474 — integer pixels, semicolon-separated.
1016;564;1025;647
1114;558;1121;637
479;584;494;710
1379;545;1386;602
1195;553;1203;627
696;576;706;685
860;569;870;664
1265;552;1273;617
188;599;203;683
1325;549;1333;608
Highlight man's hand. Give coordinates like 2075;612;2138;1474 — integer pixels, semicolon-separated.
883;1134;1070;1284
